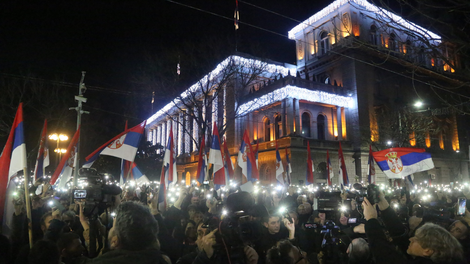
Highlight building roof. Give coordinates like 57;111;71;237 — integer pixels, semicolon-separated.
287;0;440;41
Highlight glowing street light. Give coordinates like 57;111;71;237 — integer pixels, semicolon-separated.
387;140;392;146
414;101;423;108
49;133;69;163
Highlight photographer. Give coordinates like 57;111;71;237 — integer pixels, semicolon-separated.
266;239;308;264
363;196;465;264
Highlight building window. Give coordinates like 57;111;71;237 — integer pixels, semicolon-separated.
389;33;397;51
274;114;282;140
320;31;329;55
317;114;326;140
264;118;271;142
370;25;378;45
302;112;311;137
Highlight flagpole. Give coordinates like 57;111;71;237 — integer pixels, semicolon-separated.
22;168;33;248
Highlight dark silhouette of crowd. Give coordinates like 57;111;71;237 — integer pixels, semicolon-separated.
2;175;470;264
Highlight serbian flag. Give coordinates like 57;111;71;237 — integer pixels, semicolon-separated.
234;0;239;30
129;163;150;186
326;150;333;186
285;148;292;185
196;136;208;185
237;130;259;182
305;141;314;184
34;119;50;183
222;139;234;181
209;123;226;186
367;145;376;184
0;103;27;223
158;126;177;210
254;141;259;169
373;148;434;179
83;121;146;168
275;141;285;185
120;160;132;186
50;128;80;189
339;142;349;189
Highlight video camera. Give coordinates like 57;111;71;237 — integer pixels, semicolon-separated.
304;220;347;264
348;183;381;206
73;168;122;216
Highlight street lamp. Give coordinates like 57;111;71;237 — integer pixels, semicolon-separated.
387;140;392;146
414;101;423;108
49;133;69;163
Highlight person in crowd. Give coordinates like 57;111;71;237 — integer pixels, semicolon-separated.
346;238;372;264
190;211;204;226
58;233;85;264
266;239;309;264
28;240;61;264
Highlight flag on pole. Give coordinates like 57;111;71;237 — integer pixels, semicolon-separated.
34;120;50;183
406;174;415;187
83;121;146;168
120;160;132;186
254;141;259;169
285;147;292;185
50;128;80;189
338;142;349;189
275;140;285;185
372;147;434;179
158;125;177;210
234;0;239;30
209;123;226;186
368;145;376;184
306;141;314;184
196;136;207;185
0;103;27;224
326;150;333;186
222;139;234;181
129;163;150;186
237;130;259;182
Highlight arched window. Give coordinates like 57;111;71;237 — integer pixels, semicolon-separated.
389;33;397;51
274;114;282;140
264;118;271;142
317;114;326;140
370;25;378;45
302;112;311;137
418;46;426;65
320;31;329;55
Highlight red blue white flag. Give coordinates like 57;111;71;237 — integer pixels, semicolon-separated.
83;121;146;168
338;142;349;189
285;147;292;185
275;140;285;185
254;141;259;169
196;136;207;185
368;145;376;184
326;150;333;186
0;103;27;223
222;139;234;181
237;130;259;182
158;125;177;210
34;120;50;183
209;123;226;186
373;147;434;179
130;163;149;186
50;127;80;189
305;141;314;184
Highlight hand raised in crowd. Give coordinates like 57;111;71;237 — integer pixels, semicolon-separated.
51;207;61;219
353;223;365;234
12;196;24;216
201;228;218;258
283;218;295;239
244;245;259;264
377;190;390;211
363;197;378;220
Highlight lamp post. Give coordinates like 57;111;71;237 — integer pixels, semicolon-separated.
49;133;69;164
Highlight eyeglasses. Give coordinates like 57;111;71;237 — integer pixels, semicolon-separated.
294;246;306;264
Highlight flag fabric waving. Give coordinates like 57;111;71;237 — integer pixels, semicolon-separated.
50;128;80;189
368;145;376;184
120;160;132;186
0;103;27;223
83;121;146;168
338;142;349;189
237;130;259;182
254;141;259;169
285;147;292;185
158;125;177;210
209;123;226;186
275;140;285;185
222;139;234;181
196;136;207;185
326;150;333;186
372;148;434;179
305;141;314;184
130;163;150;186
34;120;49;183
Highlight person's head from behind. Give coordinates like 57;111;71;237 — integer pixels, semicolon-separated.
40;212;53;233
57;232;84;258
407;223;464;263
263;214;281;235
449;220;469;240
266;239;308;264
346;238;370;264
62;210;76;228
108;201;159;251
185;220;197;241
28;240;60;264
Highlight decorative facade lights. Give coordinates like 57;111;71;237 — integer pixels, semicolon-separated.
238;85;354;115
287;0;441;42
147;56;296;125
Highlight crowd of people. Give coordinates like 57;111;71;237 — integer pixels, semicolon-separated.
2;172;470;264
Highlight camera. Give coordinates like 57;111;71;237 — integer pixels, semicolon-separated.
348;183;381;206
73;168;122;216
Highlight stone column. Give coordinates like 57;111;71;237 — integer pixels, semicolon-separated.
294;99;300;135
281;99;287;137
286;98;294;135
337;107;342;141
179;112;184;155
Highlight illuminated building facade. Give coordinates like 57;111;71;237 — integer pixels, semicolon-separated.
147;0;468;185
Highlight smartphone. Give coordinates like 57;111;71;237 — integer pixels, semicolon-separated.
348;218;357;224
283;213;293;224
457;197;466;216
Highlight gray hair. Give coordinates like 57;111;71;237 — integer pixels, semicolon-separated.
62;210;76;219
415;223;464;263
114;201;159;251
348;238;370;263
